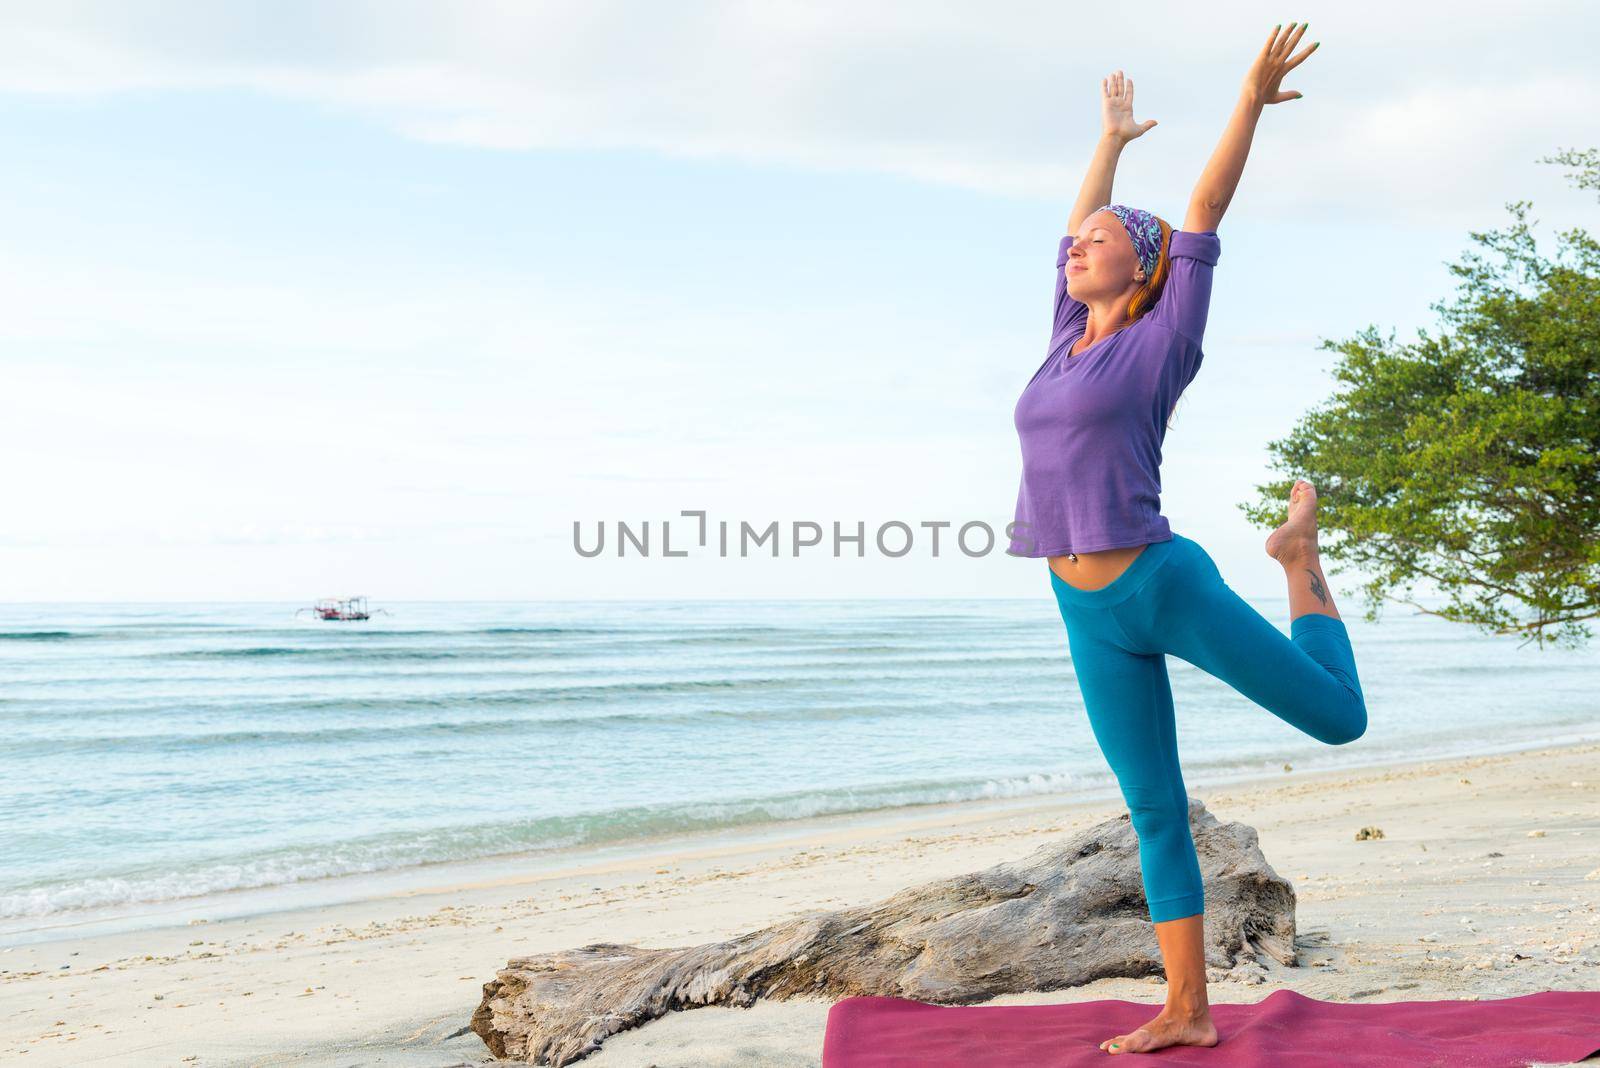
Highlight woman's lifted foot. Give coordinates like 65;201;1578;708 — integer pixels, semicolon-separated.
1100;1007;1219;1055
1265;478;1319;565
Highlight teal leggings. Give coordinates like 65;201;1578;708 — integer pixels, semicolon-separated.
1049;532;1366;923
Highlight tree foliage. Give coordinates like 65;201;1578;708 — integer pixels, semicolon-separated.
1240;148;1600;649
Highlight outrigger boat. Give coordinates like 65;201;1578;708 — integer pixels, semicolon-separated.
296;596;389;622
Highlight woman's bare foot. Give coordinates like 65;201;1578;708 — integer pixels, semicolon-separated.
1265;478;1319;565
1099;1008;1219;1055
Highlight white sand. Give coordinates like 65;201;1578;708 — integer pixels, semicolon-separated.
3;740;1598;1066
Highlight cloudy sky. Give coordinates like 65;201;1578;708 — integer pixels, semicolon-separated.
3;1;1596;602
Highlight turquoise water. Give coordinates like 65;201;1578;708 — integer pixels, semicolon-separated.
3;598;1597;940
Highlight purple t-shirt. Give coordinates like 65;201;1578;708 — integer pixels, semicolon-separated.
1008;229;1221;558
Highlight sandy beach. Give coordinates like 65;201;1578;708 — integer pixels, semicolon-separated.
4;738;1598;1066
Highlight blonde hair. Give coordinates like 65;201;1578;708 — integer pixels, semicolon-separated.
1125;215;1174;324
1116;216;1186;430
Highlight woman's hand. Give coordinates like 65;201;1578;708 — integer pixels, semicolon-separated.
1243;22;1318;106
1100;70;1157;143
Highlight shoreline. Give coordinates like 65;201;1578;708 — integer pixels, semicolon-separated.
3;736;1598;1064
8;726;1600;953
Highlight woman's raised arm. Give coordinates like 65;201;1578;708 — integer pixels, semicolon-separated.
1066;71;1158;236
1184;22;1319;234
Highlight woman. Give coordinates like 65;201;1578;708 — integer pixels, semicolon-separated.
1009;25;1364;1055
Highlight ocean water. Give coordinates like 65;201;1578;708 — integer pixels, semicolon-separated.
3;598;1597;943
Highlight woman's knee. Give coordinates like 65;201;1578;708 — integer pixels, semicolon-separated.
1121;783;1190;836
1299;681;1366;745
1321;698;1367;745
1324;664;1368;744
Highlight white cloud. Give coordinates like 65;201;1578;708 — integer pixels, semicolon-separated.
1;2;1595;220
2;1;1595;598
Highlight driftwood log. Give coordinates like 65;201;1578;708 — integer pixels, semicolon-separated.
471;796;1296;1064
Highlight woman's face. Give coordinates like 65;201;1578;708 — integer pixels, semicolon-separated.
1065;210;1142;298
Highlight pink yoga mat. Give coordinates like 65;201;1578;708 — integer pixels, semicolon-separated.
821;987;1600;1067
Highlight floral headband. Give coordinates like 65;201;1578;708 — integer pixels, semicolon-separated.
1090;203;1163;280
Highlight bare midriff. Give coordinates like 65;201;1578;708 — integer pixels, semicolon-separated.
1047;544;1150;592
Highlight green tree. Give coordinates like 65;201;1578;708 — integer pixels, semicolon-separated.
1241;148;1600;649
